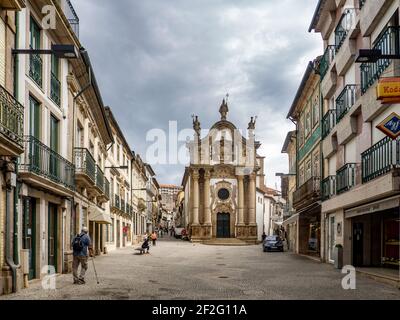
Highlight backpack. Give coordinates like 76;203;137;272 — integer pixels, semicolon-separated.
72;234;84;252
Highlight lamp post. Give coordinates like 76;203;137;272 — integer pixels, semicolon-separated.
355;48;400;63
12;44;79;59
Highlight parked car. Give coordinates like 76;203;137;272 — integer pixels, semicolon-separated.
263;235;284;252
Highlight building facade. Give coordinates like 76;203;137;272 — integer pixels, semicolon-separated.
287;60;322;257
310;0;400;270
181;100;261;243
0;0;158;295
105;107;134;251
281;131;298;252
0;0;25;295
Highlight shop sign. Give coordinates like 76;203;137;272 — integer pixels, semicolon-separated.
377;77;400;103
376;112;400;140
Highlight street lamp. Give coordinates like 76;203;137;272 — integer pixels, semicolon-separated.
355;49;400;63
12;44;79;59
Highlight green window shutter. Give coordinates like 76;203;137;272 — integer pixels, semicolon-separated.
30;17;40;49
50;115;59;152
51;54;59;78
29;96;40;139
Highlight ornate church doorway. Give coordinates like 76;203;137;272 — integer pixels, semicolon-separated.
217;213;230;238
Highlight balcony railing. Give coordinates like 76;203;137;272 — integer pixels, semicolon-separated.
322;176;336;201
74;148;96;183
0;84;24;147
320;45;336;79
29;53;42;87
50;72;61;106
336;85;358;123
95;165;105;192
114;194;120;209
336;163;357;194
361;26;400;94
20;135;75;190
359;0;366;9
293;176;321;207
335;9;356;52
362;136;400;183
63;0;80;37
322;109;337;139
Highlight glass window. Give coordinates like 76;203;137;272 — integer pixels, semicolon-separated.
29;96;40;139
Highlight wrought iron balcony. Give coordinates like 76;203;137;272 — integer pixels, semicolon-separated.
95;165;105;193
322;109;337;139
20;135;75;190
362;136;400;183
361;26;400;94
320;45;336;79
74;148;96;183
0;84;24;149
335;9;356;52
293;176;321;208
336;163;357;194
63;0;80;37
336;85;358;123
50;72;61;106
321;176;336;201
359;0;366;9
29;52;42;87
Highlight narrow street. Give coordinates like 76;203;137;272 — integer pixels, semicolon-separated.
1;237;399;300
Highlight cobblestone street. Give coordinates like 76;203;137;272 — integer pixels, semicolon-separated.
1;237;399;300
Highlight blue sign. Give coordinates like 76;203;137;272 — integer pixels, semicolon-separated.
376;112;400;139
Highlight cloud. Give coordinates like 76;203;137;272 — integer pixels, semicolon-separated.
73;0;321;188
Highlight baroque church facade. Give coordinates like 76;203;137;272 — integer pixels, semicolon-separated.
181;99;264;243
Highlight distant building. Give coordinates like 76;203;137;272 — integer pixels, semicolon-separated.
159;184;182;214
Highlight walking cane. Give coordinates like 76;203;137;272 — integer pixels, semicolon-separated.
91;257;100;284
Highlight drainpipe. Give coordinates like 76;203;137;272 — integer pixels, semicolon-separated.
4;159;20;293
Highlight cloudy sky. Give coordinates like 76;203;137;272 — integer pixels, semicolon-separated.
73;0;322;188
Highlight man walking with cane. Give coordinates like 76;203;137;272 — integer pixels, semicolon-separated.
72;226;93;285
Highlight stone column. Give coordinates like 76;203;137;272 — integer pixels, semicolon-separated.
191;168;201;241
203;169;212;239
237;175;245;225
235;174;245;239
192;169;200;225
248;173;257;239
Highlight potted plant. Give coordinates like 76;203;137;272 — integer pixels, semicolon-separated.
334;244;343;269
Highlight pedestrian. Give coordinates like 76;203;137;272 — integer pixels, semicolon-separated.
151;231;158;246
72;226;93;285
141;237;150;253
262;232;267;242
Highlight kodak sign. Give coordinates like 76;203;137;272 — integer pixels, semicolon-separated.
376;77;400;104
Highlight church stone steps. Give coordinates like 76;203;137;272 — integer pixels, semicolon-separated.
201;238;256;246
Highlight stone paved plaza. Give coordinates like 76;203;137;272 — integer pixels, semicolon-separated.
1;237;399;300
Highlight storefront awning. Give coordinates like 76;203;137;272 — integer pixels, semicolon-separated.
88;207;112;224
345;196;400;219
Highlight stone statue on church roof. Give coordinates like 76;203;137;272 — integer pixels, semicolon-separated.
248;116;257;130
192;115;201;135
219;98;229;120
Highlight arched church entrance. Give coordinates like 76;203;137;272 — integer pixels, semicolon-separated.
217;213;230;238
